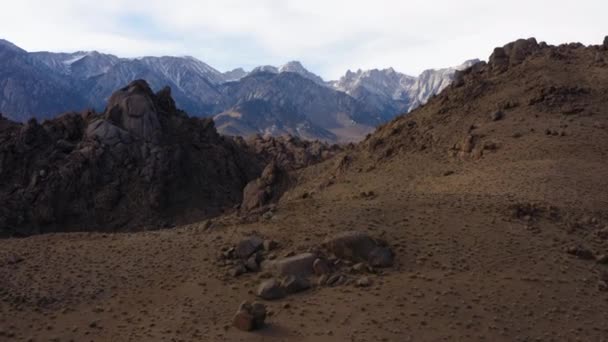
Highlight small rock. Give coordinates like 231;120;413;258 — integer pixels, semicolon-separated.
313;258;331;275
317;274;329;286
356;277;372;287
230;264;247;277
326;274;342;286
233;310;255;331
598;281;608;292
263;240;279;251
236;236;264;259
566;246;595;260
222;247;235;259
256;279;285;300
352;262;367;273
233;301;267;331
596;254;608;265
245;256;260;272
368;247;394;267
281;275;311;294
490;110;504;121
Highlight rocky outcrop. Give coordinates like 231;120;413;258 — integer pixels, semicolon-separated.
489;38;541;72
0;80;261;236
240;161;288;212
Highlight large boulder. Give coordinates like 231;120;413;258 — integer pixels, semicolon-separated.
323;231;394;267
235;236;264;259
241;161;285;212
256;279;286;300
261;253;317;277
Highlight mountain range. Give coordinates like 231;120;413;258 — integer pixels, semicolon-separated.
0;38;477;142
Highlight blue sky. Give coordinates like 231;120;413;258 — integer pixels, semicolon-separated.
0;0;606;79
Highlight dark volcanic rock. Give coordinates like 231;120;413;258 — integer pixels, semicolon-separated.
0;80;262;236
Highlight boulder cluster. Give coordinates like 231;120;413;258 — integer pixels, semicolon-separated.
225;231;395;331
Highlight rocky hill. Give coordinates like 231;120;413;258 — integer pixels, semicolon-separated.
0;80;338;236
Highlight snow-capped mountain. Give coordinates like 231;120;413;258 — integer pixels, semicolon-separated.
332;59;480;114
249;61;326;85
279;61;325;85
31;51;120;79
0;38;480;142
222;68;248;82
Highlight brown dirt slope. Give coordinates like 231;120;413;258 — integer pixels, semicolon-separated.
1;38;608;342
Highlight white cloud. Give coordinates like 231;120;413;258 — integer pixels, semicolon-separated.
0;0;606;79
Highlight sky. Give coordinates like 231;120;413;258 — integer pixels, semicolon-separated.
0;0;606;80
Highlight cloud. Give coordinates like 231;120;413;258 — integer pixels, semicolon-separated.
0;0;606;79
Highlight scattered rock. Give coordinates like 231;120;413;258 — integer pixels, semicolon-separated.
230;264;247;277
356;277;372;287
352;263;367;273
326;274;343;286
313;258;331;275
256;279;286;300
323;231;394;268
566;246;595;260
596;254;608;265
245;256;260;272
490;110;504;121
263;240;279;251
368;247;394;267
281;275;311;294
262;253;317;277
236;236;264;259
233;301;267;331
598;281;608;292
597;228;608;239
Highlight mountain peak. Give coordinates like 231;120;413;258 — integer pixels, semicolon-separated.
0;39;26;54
279;61;325;85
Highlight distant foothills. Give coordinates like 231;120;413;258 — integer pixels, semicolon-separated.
0;38;477;142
